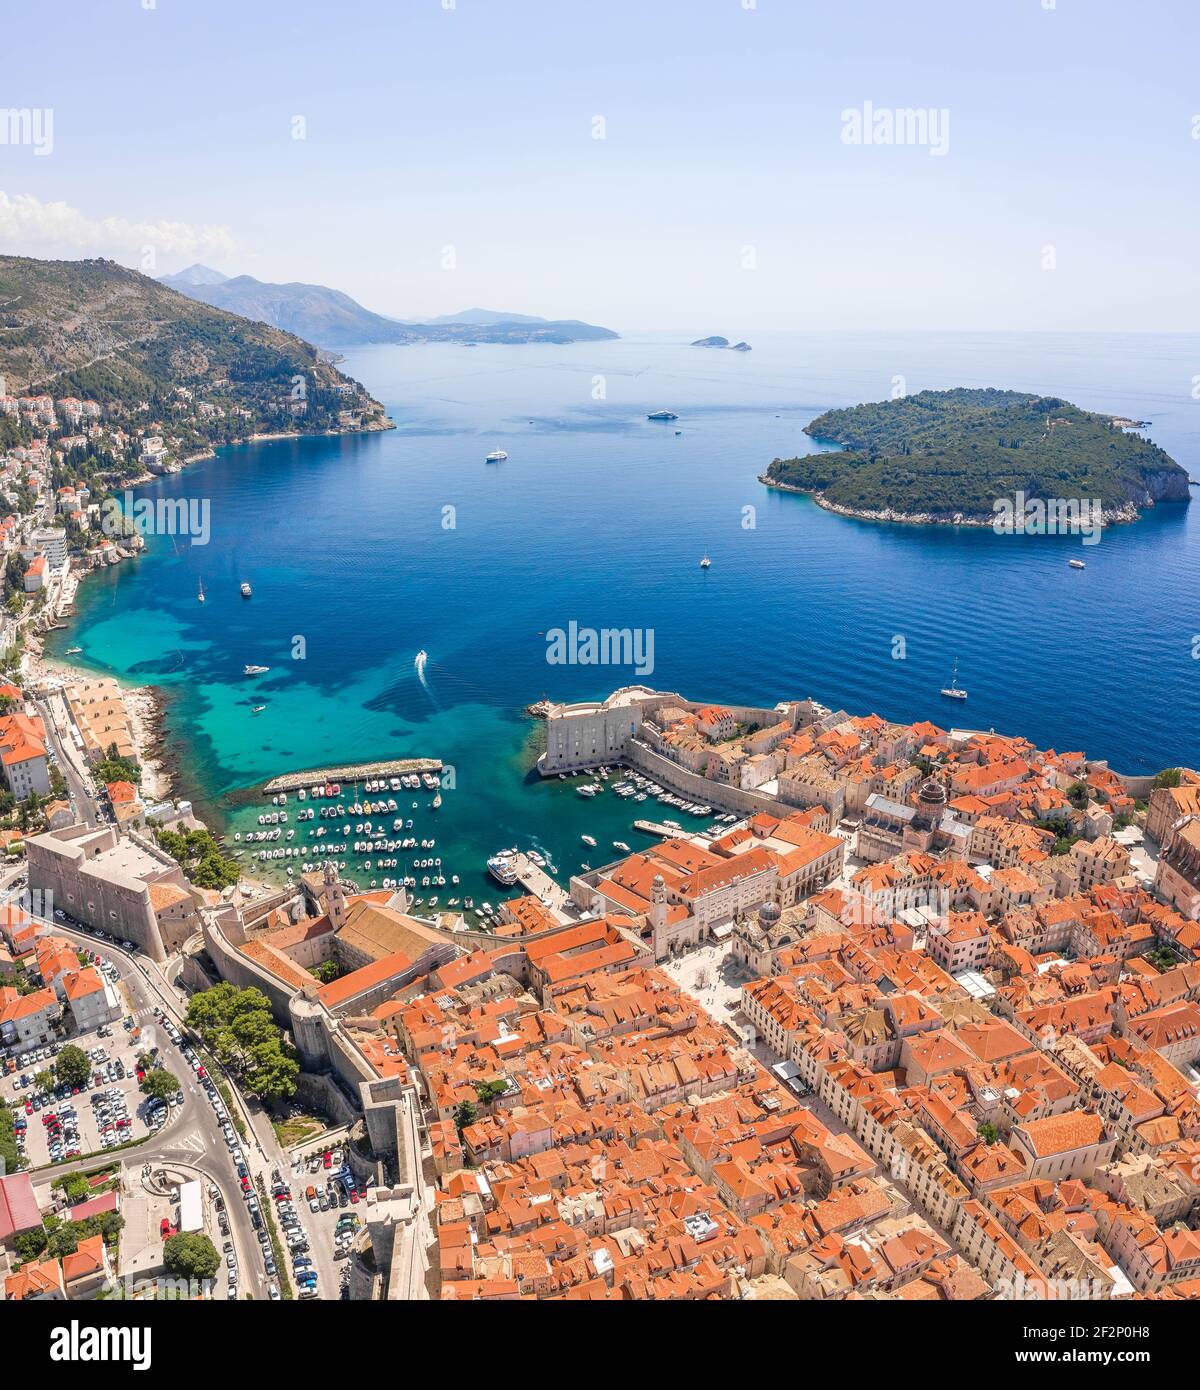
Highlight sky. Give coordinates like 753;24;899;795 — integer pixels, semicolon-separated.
1;0;1198;332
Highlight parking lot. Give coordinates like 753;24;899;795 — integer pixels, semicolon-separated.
2;993;176;1169
276;1144;369;1299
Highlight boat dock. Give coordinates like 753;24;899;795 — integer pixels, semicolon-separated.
507;851;570;911
633;819;693;840
263;757;442;794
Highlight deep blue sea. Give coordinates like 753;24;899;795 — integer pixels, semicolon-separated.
48;331;1200;903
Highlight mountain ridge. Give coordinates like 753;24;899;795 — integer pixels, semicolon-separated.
158;266;617;347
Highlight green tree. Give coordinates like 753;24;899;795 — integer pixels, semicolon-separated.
54;1044;90;1089
163;1232;220;1281
13;1228;48;1262
61;1174;92;1204
185;983;298;1103
977;1121;998;1144
0;1100;21;1174
46;1225;79;1259
140;1068;178;1104
453;1100;477;1133
33;1069;55;1092
475;1079;508;1106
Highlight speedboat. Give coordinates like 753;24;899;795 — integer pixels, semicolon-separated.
244;664;270;676
1068;559;1086;569
581;834;597;847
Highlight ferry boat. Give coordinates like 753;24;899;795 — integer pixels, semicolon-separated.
485;450;508;463
1068;558;1086;569
940;659;968;701
243;664;270;676
240;582;252;598
487;851;519;886
647;410;678;421
581;834;597;847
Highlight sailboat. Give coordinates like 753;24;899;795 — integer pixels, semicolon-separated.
940;659;968;701
197;578;205;603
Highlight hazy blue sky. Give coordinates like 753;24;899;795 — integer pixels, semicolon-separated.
1;0;1197;331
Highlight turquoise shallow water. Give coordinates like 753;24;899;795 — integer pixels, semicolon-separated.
49;331;1200;900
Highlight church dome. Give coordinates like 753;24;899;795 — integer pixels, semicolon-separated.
918;777;948;807
758;900;782;927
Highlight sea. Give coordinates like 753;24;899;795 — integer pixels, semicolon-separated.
47;330;1200;907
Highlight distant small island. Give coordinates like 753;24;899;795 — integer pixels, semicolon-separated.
691;336;752;351
762;388;1190;528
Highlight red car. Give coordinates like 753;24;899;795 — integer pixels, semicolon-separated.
160;1218;174;1239
197;1066;207;1079
23;1101;31;1114
349;1190;359;1204
240;1176;251;1192
322;1151;332;1169
136;1068;145;1082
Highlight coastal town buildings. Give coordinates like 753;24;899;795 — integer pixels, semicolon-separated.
25;824;201;962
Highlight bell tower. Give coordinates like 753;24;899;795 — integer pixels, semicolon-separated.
650;874;669;960
324;860;348;932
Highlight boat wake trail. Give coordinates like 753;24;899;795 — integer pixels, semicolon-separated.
415;649;436;706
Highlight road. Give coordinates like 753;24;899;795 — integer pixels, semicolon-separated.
34;692;98;829
24;919;268;1299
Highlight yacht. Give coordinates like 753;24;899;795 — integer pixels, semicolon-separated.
65;646;82;655
613;841;631;853
485;450;508;463
647;410;678;421
243;664;270;676
576;784;597;798
487;851;519;886
1068;558;1086;569
940;659;968;701
700;555;711;569
240;582;252;598
581;834;597;847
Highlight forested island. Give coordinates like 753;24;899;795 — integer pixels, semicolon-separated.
763;388;1191;526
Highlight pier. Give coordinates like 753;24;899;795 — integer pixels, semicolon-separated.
634;818;697;840
506;851;570;911
263;757;442;794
